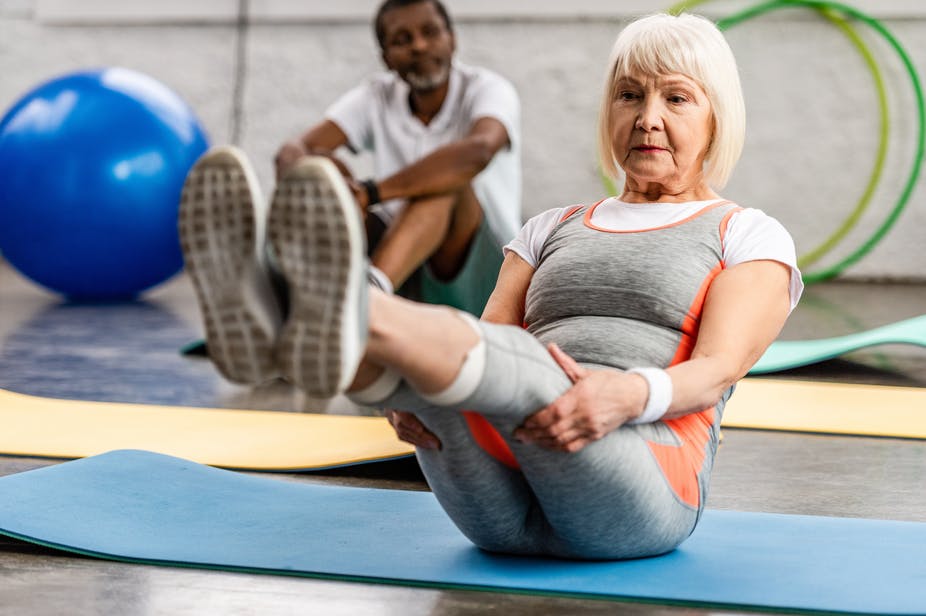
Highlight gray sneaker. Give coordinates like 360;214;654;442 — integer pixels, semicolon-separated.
268;156;368;399
178;146;283;384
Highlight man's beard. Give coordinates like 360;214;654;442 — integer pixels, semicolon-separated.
405;62;450;92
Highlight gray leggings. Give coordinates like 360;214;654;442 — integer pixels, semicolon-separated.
374;321;727;560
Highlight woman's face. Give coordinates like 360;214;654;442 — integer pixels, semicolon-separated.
610;70;714;193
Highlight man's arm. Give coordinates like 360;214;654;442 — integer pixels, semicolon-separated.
275;120;351;180
299;119;351;153
363;116;511;207
277;113;510;205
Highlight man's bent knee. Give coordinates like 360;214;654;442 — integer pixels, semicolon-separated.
425;186;484;281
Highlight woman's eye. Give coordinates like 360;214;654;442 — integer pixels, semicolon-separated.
668;94;688;104
618;91;638;101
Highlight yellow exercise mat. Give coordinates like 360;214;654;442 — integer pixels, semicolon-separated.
5;378;921;467
723;378;926;439
0;387;414;470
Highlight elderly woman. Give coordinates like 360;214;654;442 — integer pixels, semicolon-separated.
182;13;801;560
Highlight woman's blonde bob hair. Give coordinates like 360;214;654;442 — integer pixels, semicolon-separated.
598;13;745;190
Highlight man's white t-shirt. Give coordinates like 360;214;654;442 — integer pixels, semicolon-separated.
326;61;521;247
506;198;805;311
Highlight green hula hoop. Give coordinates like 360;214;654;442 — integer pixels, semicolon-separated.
723;1;890;270
656;0;926;284
720;0;924;282
795;7;889;269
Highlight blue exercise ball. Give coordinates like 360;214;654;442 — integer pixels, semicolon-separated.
0;67;209;300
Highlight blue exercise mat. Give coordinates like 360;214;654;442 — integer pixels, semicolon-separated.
0;450;923;614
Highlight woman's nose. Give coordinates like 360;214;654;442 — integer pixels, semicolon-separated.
635;100;663;131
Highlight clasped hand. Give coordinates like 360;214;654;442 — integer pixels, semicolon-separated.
385;343;647;454
273;142;370;215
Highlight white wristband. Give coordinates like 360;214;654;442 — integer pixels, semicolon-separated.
626;367;672;424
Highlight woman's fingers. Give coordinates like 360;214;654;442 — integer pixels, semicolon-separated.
520;420;598;453
515;375;621;452
516;389;581;442
518;388;575;432
385;410;441;450
547;343;588;383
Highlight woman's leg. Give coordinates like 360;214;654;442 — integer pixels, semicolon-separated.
355;304;712;560
336;293;553;555
274;156;713;559
422;320;708;560
389;391;560;556
268;156;481;400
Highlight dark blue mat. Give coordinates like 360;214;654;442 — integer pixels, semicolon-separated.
0;450;923;614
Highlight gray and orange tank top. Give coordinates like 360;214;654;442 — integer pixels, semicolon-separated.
464;199;741;485
525;199;741;368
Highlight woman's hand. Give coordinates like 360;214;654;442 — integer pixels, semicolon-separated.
384;409;441;450
514;344;647;453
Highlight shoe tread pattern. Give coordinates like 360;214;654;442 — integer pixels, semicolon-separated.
269;165;353;398
179;159;277;384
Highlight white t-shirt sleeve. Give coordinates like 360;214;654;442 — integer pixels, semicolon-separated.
724;209;804;311
464;71;520;150
503;207;570;268
324;82;374;153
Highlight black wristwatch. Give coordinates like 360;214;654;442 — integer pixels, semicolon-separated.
361;179;381;205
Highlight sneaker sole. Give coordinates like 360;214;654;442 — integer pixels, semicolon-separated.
268;157;366;398
178;147;280;384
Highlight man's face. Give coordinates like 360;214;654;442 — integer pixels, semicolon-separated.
380;2;455;93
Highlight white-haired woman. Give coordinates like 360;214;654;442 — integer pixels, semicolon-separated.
183;13;802;559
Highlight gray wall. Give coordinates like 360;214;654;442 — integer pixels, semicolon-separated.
2;0;925;281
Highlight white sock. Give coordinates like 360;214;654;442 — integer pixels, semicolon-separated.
347;368;401;405
418;313;486;406
367;265;394;294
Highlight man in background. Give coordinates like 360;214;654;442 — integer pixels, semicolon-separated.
275;0;521;315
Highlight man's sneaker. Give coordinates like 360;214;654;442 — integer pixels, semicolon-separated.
178;146;283;384
268;156;368;399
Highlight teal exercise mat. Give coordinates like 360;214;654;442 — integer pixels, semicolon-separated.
750;314;926;374
1;450;924;614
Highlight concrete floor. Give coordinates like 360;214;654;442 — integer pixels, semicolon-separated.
1;261;925;615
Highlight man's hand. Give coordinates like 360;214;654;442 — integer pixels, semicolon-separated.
274;140;307;180
348;178;369;211
274;139;356;182
385;409;441;450
513;344;647;453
